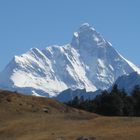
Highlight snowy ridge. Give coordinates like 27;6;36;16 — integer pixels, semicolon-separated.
117;52;140;74
0;23;140;97
113;72;140;94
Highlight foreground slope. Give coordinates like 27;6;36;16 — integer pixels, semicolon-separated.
0;23;140;97
0;89;89;114
0;90;140;140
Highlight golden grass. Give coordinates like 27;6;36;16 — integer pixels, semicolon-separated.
0;90;140;140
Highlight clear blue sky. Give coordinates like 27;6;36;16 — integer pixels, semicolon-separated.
0;0;140;71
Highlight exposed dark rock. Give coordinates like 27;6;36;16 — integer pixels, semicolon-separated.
76;136;96;140
42;107;49;113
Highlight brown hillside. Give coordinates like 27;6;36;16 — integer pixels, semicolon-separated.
0;90;140;140
0;90;95;115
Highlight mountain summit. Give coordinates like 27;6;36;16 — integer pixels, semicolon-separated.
71;23;106;49
0;23;140;97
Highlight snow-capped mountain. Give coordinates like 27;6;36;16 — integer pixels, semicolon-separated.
113;72;140;94
0;23;140;97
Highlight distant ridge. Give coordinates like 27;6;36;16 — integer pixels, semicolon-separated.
113;72;140;93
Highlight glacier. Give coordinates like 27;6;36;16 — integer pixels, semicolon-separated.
0;23;140;97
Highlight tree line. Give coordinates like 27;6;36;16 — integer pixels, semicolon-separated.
66;85;140;116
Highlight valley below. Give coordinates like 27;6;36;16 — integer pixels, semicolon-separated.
0;90;140;140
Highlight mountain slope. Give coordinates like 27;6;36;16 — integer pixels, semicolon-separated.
113;72;140;94
0;23;140;97
55;88;102;102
